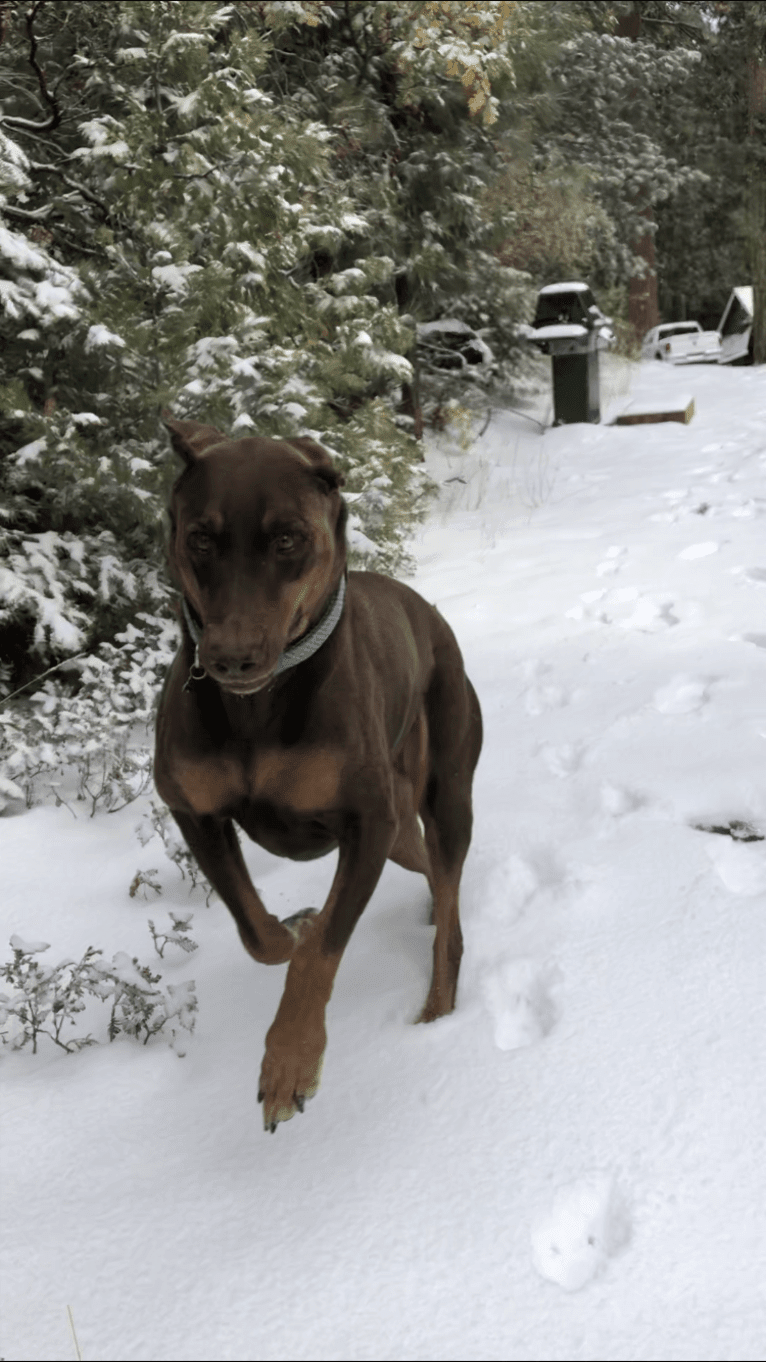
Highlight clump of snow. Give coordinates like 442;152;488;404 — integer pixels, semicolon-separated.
151;263;203;294
12;438;46;465
0;225;47;272
85;324;126;352
531;1173;630;1291
9;936;50;954
706;839;766;896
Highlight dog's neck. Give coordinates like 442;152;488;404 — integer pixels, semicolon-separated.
181;574;347;689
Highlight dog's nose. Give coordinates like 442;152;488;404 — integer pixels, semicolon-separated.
203;622;272;682
209;654;260;678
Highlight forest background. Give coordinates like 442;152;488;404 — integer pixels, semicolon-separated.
0;0;764;816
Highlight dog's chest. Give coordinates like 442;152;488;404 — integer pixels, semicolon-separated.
173;744;345;818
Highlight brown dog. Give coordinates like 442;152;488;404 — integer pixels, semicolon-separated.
155;419;482;1130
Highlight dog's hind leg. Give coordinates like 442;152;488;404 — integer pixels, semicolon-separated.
388;709;433;882
418;667;482;1023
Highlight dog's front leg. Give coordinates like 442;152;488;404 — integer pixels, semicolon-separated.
259;808;396;1130
171;811;296;965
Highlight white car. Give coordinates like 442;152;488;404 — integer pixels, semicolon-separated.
642;321;720;364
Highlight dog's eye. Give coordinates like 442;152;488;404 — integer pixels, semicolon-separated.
188;531;214;555
273;533;297;555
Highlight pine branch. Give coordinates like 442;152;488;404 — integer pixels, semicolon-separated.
1;202;103;255
27;158;111;219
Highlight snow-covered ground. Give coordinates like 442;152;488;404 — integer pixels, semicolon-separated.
3;358;766;1362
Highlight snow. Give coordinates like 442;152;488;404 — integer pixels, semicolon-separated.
0;224;47;273
151;263;203;294
530;322;588;340
3;360;766;1360
8;935;50;955
12;437;46;465
33;281;80;320
531;1172;630;1292
70;412;103;427
418;318;474;336
85;324;126;352
539;280;591;293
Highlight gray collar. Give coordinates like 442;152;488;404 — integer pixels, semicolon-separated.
181;575;346;690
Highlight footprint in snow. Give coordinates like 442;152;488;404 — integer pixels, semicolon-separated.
541;742;583;778
481;956;561;1052
677;541;719;561
481;849;567;929
519;660;569;716
525;684;568;716
567;586;679;633
743;566;766;585
653;674;709;715
600;783;644;817
531;1174;630;1292
596;545;627;577
619;595;678;633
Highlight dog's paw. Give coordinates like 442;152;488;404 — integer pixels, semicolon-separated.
258;1042;325;1132
242;915;296;966
280;907;319;942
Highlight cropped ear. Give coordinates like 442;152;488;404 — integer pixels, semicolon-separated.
286;437;345;492
163;415;227;466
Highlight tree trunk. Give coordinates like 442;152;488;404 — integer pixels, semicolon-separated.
628;218;659;344
400;365;424;444
747;56;766;365
616;4;660;345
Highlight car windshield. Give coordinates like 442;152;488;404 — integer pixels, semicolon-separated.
659;324;699;337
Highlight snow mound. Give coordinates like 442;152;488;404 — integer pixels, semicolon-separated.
531;1173;630;1291
707;840;766;897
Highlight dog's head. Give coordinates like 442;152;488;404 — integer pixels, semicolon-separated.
164;418;347;694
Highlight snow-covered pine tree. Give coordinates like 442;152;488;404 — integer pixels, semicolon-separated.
0;1;528;807
257;1;533;430
539;15;708;307
0;0;445;806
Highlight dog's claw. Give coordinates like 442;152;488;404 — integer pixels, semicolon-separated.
269;1122;277;1134
257;1088;264;1104
295;1094;305;1113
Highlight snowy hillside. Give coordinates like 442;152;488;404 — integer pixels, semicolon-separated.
3;358;766;1362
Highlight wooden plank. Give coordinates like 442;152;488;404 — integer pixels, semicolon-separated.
613;396;695;426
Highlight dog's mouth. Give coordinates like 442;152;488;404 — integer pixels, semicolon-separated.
217;672;275;697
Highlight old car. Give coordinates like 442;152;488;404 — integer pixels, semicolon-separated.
641;321;720;364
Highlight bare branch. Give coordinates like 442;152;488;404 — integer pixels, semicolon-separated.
0;1;62;133
1;201;52;222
